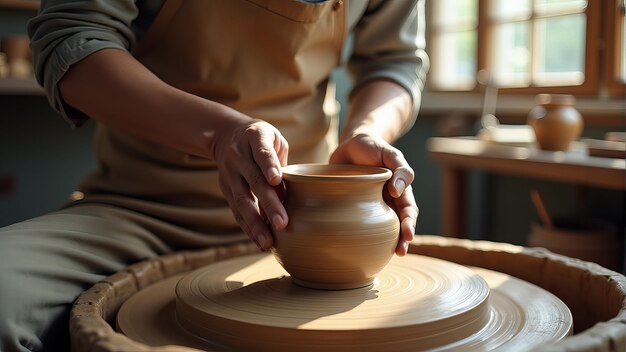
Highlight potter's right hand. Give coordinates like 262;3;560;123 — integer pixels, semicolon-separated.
213;119;289;251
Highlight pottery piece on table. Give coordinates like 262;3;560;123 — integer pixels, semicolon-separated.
527;94;584;151
0;35;33;78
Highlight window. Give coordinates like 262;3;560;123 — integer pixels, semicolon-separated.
489;0;588;88
605;0;626;95
429;0;478;90
428;0;622;96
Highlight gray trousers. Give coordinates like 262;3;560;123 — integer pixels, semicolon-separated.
0;204;175;352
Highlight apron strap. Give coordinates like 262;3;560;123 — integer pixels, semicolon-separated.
134;0;184;56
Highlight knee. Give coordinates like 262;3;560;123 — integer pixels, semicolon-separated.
0;260;78;352
0;272;43;352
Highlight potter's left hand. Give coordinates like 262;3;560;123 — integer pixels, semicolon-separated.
330;133;417;256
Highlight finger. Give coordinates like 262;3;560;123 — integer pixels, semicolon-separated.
400;215;416;242
329;148;351;165
239;160;288;231
393;185;418;242
395;239;409;256
384;186;418;227
231;207;263;250
329;135;378;166
275;133;289;167
228;176;275;250
220;178;264;250
384;185;417;257
381;148;415;198
249;127;284;186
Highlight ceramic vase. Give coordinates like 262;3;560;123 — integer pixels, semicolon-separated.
0;35;33;78
271;163;399;290
527;94;583;151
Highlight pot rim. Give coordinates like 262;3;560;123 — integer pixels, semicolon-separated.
281;163;392;182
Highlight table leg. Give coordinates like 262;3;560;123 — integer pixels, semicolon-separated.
441;167;466;237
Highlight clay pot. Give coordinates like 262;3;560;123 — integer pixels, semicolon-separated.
527;94;583;151
0;35;33;78
0;53;8;78
0;35;31;62
271;163;399;290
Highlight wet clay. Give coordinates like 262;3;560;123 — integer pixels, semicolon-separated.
116;253;572;351
271;164;399;289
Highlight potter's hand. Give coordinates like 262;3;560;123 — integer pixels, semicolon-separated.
213;119;289;251
330;133;417;256
55;49;287;250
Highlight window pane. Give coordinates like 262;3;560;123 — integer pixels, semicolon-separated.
534;14;585;85
433;0;478;28
430;0;478;91
490;0;531;21
491;21;531;87
431;31;477;90
535;0;587;15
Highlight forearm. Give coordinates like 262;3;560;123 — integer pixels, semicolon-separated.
331;79;417;256
59;48;251;160
340;80;413;144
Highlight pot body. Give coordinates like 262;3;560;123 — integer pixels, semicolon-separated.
271;164;399;290
528;94;583;151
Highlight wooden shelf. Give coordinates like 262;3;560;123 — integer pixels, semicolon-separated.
0;0;39;10
0;77;43;95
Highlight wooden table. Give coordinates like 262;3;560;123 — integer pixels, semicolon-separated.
427;137;626;237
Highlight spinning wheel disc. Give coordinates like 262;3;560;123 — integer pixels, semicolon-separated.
117;254;572;351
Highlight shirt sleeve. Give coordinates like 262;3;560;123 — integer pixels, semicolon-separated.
348;0;429;128
28;0;139;128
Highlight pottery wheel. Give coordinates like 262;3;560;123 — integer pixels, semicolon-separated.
117;254;572;351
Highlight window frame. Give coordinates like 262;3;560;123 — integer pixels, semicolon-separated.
426;0;604;96
604;0;626;96
426;0;480;91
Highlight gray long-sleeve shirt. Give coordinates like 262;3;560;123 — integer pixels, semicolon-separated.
28;0;428;128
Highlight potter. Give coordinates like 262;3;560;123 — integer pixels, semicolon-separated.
2;1;425;350
270;164;400;290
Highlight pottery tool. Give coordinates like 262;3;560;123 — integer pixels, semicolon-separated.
476;70;535;145
478;69;499;129
530;188;554;228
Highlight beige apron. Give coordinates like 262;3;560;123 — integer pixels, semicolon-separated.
71;0;349;248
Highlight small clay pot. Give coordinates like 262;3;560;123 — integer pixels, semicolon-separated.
0;35;31;62
0;36;33;78
271;163;399;290
0;53;8;78
527;94;583;151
